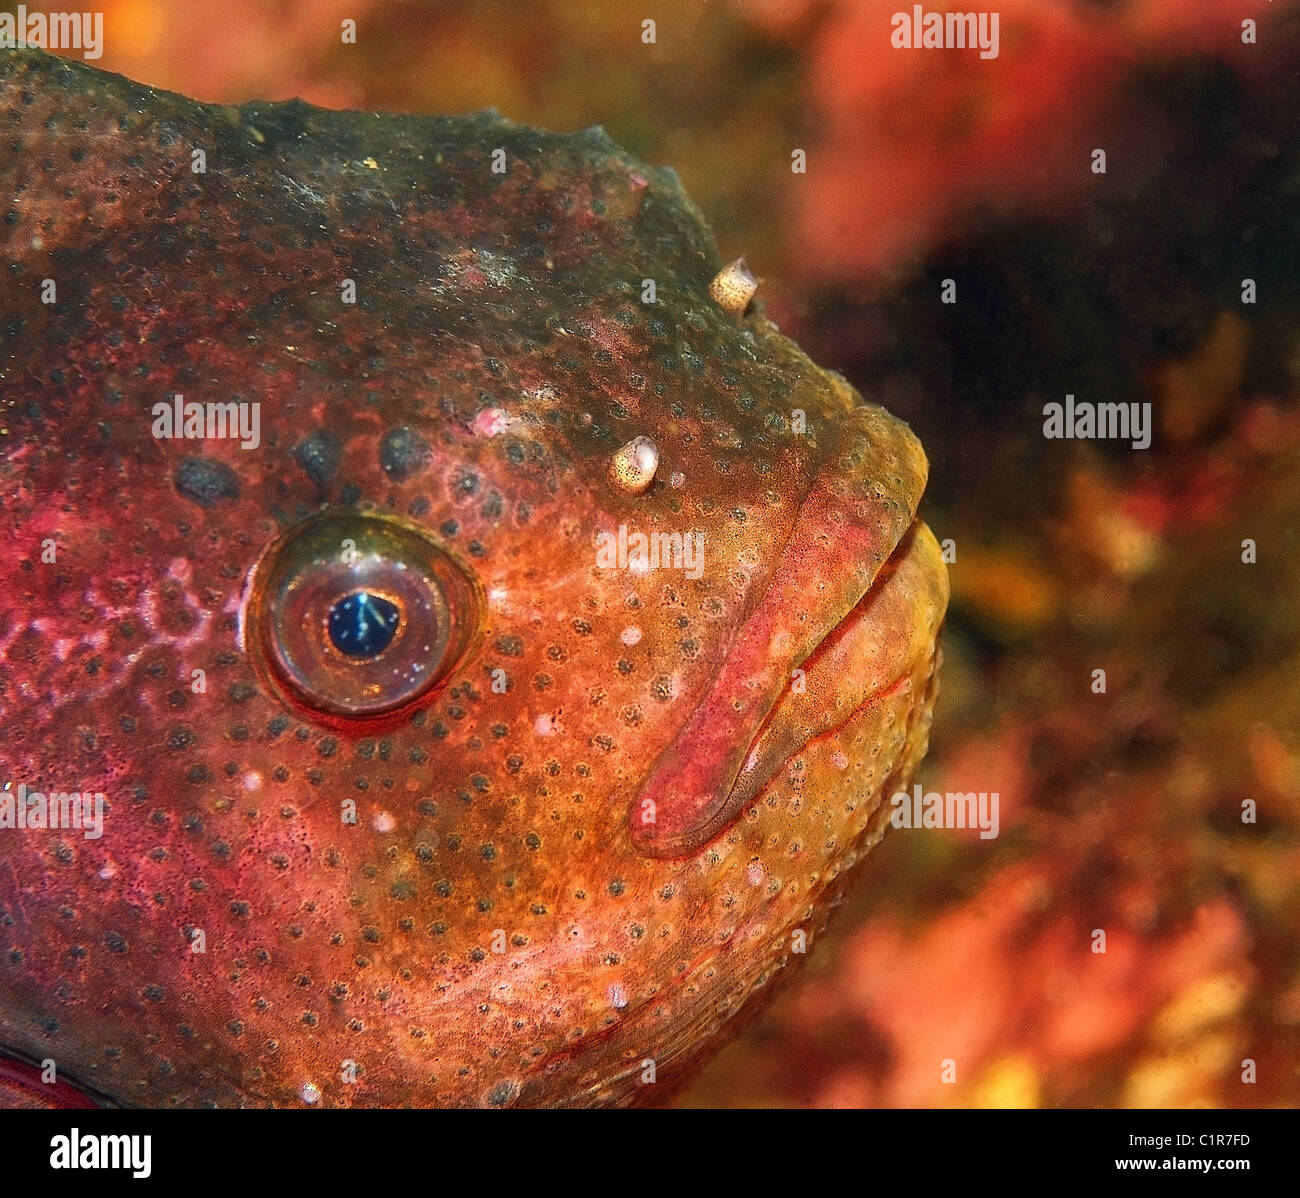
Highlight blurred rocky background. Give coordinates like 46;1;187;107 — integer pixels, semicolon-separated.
17;0;1299;1106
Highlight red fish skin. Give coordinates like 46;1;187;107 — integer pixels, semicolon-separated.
0;1054;100;1109
0;50;946;1107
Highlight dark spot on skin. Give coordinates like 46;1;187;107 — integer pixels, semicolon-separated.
379;426;431;480
166;725;196;751
174;456;240;506
294;430;342;486
484;1080;519;1107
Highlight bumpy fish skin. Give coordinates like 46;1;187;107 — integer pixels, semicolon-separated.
0;49;946;1107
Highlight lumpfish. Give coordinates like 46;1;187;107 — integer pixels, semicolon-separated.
0;49;947;1108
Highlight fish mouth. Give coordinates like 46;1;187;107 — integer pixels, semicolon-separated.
725;519;947;825
629;403;948;858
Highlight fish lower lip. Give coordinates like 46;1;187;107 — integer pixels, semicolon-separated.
713;521;947;836
627;404;932;859
631;506;947;859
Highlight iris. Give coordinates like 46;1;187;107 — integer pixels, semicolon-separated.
328;591;400;658
248;510;482;718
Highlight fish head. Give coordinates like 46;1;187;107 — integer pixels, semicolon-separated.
0;50;947;1107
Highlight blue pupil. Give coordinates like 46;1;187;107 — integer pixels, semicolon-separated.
328;591;401;658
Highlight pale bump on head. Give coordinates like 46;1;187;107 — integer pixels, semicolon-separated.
610;435;658;494
708;257;757;317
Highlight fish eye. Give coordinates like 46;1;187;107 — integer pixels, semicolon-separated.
247;510;483;719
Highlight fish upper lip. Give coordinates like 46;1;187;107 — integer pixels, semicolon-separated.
628;403;935;859
726;520;946;817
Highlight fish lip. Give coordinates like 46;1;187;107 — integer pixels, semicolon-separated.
0;1049;113;1109
633;518;944;859
627;403;936;860
728;555;934;816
